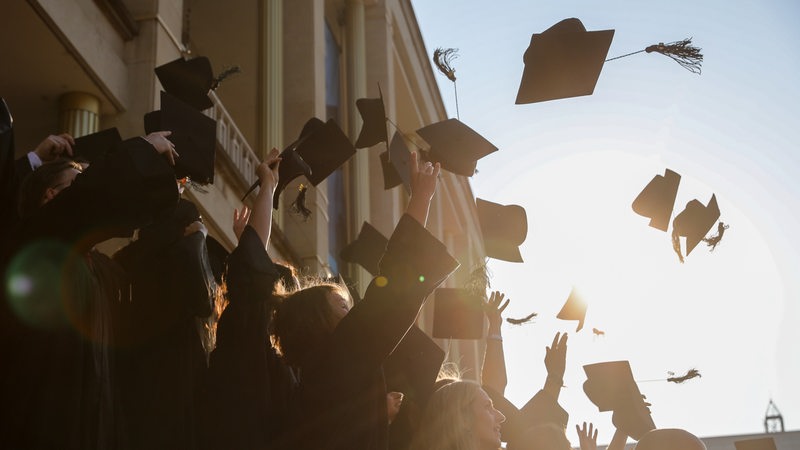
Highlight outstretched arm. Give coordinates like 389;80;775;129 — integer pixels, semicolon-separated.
405;151;440;227
543;332;568;401
248;148;281;249
481;291;510;395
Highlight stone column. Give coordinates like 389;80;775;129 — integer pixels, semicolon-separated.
59;92;100;138
260;0;283;158
346;0;371;292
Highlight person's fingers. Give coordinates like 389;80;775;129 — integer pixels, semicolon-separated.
498;298;510;314
559;332;569;350
432;162;441;178
551;332;560;349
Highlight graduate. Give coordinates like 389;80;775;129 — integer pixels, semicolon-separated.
0;131;179;450
270;151;459;450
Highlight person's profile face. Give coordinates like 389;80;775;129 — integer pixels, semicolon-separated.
43;167;81;205
470;388;505;450
326;290;351;328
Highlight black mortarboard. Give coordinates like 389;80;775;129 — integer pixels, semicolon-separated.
734;437;777;450
632;169;681;232
415;119;497;177
380;150;403;190
272;118;356;207
205;235;230;285
432;288;485;340
340;221;388;276
475;198;528;263
355;86;388;149
145;91;217;184
556;287;587;332
516;18;615;104
583;360;655;440
387;131;414;193
384;325;445;406
72;128;122;164
672;194;720;256
155;56;215;111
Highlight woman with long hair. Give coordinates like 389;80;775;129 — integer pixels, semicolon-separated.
410;380;506;450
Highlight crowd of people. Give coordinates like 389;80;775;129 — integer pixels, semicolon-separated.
0;120;709;450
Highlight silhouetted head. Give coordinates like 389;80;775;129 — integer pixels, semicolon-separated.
18;158;82;218
634;428;706;450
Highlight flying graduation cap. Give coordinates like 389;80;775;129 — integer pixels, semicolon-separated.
432;287;485;340
583;360;656;440
632;169;681;232
155;56;241;111
516;18;703;104
475;198;528;263
557;287;587;332
672;194;720;259
145;91;217;184
415;119;498;177
516;18;614;104
340;221;389;276
272;118;356;208
355;86;389;149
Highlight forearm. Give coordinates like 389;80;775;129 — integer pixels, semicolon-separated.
249;182;274;249
481;337;508;395
406;194;432;227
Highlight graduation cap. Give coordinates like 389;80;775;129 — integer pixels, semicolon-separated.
340;221;388;276
355;86;388;149
72;128;122;164
414;119;498;177
632;169;681;232
270;118;356;208
672;194;720;257
384;325;445;406
475;198;527;263
145;91;217;184
432;288;485;340
379;150;403;190
387;131;414;193
155;56;216;111
734;437;777;450
556;287;587;332
583;360;655;440
516;18;614;104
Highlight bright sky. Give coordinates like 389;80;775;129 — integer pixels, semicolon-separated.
411;0;800;446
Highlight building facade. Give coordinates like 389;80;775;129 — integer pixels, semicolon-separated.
1;0;488;379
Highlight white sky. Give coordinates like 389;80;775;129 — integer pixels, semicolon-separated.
411;0;800;446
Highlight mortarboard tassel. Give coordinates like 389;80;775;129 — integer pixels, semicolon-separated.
290;183;312;221
506;312;538;325
702;221;729;251
211;65;242;90
464;259;491;300
433;47;461;119
592;327;606;337
607;37;703;74
671;230;685;263
667;368;702;384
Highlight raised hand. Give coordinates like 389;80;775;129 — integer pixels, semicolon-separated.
576;422;598;450
484;291;510;334
406;151;441;226
143;131;178;166
34;133;75;161
544;332;568;382
233;206;251;242
255;147;281;194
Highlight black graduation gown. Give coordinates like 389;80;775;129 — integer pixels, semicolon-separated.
112;198;216;450
290;214;459;450
0;137;179;450
204;225;297;450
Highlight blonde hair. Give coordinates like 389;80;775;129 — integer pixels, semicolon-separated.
410;380;489;450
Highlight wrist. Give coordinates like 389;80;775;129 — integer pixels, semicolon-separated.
486;334;502;341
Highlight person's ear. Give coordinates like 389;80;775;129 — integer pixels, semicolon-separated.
42;187;59;204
